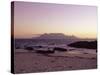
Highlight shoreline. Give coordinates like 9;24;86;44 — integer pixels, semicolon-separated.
14;50;97;73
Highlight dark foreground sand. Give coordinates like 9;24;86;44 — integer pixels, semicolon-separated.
14;49;97;74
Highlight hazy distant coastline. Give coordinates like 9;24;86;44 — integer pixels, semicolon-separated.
15;33;96;40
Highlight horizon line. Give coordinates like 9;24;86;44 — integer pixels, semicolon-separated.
14;33;97;39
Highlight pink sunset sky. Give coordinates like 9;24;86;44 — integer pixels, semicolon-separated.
13;1;97;39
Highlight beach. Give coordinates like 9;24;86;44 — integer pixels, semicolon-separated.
14;49;97;73
12;2;97;74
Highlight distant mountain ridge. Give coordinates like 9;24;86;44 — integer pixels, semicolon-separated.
33;33;78;40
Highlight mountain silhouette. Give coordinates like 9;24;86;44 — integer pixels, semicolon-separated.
33;33;78;40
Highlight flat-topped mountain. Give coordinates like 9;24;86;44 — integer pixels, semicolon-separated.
33;33;78;40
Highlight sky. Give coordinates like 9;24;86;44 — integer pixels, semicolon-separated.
13;1;97;39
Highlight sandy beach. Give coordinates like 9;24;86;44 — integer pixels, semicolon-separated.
12;1;98;74
14;49;97;74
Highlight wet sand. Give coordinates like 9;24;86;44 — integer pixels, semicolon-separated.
14;49;97;73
